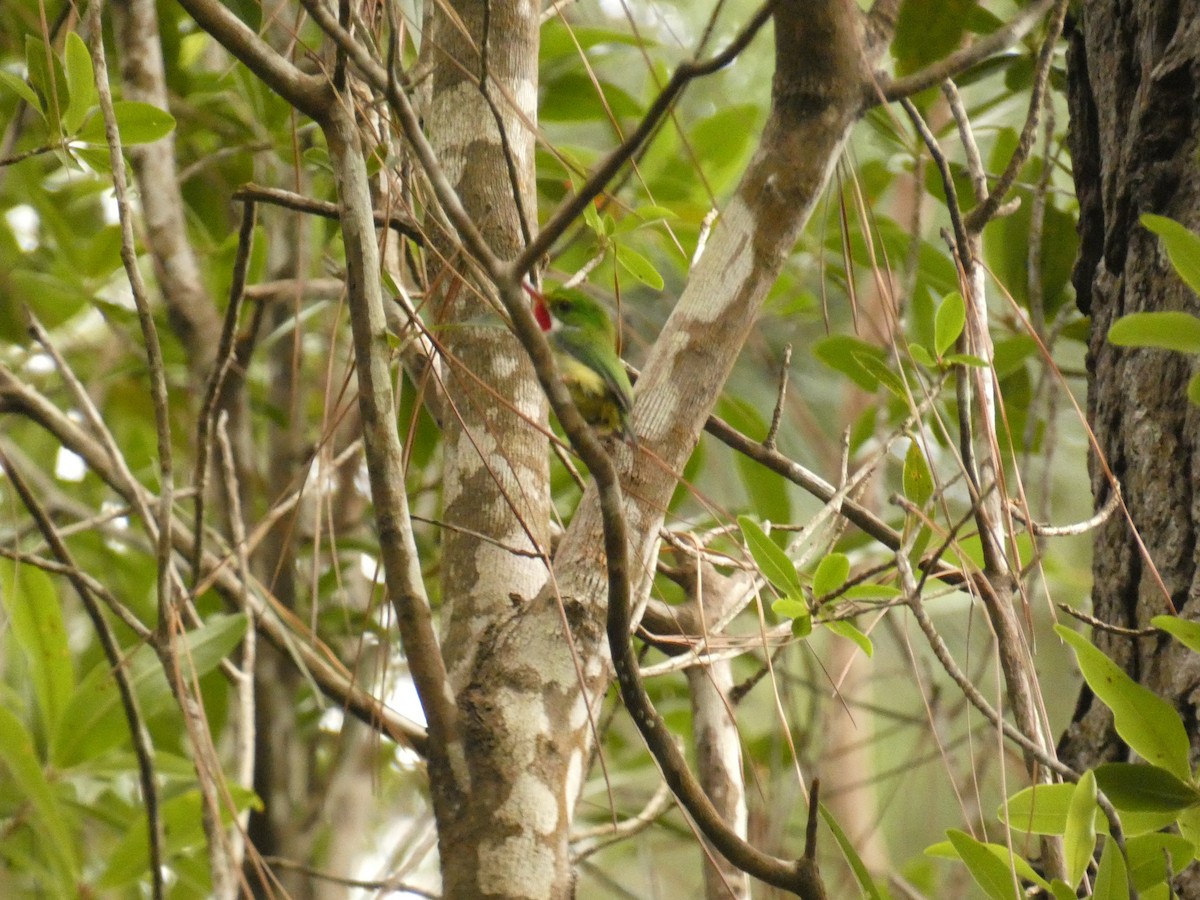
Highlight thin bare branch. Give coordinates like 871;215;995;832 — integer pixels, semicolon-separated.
232;182;424;243
192;199;256;586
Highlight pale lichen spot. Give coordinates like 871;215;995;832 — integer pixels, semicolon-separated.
496;687;550;767
567;693;589;731
478;833;555;900
497;771;559;835
564;748;584;808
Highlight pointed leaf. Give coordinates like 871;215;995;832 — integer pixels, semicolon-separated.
1151;614;1200;654
812;552;850;598
909;343;937;368
0;706;79;886
0;70;44;115
1001;783;1076;836
1142;214;1200;295
935;292;966;357
943;830;1027;900
98;785;260;888
1108;311;1200;353
821;805;884;900
614;243;664;290
1094;763;1200;813
63;32;96;134
1126;832;1194;891
814;335;889;392
1093;837;1130;900
842;583;902;601
1057;626;1191;780
77;101;176;145
903;439;934;507
738;516;803;596
824;620;874;657
52;613;247;766
1064;770;1098;888
943;352;990;367
0;560;73;735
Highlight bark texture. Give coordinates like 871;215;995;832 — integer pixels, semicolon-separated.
425;1;556;896
1060;3;1200;891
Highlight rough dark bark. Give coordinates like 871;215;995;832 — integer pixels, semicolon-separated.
1060;1;1200;889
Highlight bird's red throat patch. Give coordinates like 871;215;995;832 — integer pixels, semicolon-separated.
523;282;553;332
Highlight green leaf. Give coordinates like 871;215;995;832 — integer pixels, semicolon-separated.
0;69;44;115
1108;311;1200;353
791;613;812;638
0;561;74;736
1179;805;1200;857
1142;214;1200;295
1152;614;1200;653
842;583;902;601
1126;832;1194;891
52;613;247;767
903;439;934;507
812;552;850;598
1093;837;1130;900
1064;770;1098;888
813;335;889;392
943;352;990;367
719;397;792;525
1057;626;1191;780
856;351;907;398
77;101;176;145
98;785;260;888
934;292;966;357
942;830;1028;900
771;597;809;620
908;342;937;368
1189;372;1200;406
540;73;642;122
1001;783;1076;836
892;0;976;76
689;104;760;191
62;32;96;134
615;243;664;290
821;805;884;900
26;34;66;122
824;620;874;657
738;517;803;596
0;706;79;887
1094;763;1200;813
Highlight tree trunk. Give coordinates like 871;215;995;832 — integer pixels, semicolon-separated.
425;2;557;896
1060;1;1200;892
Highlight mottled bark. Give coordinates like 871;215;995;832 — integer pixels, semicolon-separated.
425;1;555;896
689;660;751;900
444;1;869;896
1060;1;1200;890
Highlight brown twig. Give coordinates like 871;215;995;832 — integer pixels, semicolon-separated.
231;183;424;244
192;198;256;587
764;344;791;451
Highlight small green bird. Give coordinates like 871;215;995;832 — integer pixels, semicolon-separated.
526;284;637;445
